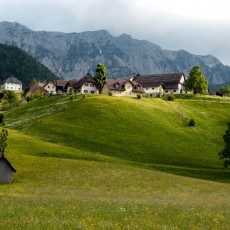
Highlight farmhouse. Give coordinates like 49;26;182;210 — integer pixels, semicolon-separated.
69;74;98;94
24;84;48;97
102;78;144;96
0;156;16;183
38;82;56;95
56;80;69;94
132;73;186;97
0;76;22;92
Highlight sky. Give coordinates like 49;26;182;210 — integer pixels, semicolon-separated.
0;0;230;65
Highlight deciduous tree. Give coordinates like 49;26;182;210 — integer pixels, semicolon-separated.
186;65;208;94
93;63;108;94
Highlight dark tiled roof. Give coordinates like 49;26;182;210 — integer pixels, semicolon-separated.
56;80;69;87
106;79;126;91
2;76;22;84
0;156;16;172
133;73;185;87
74;74;95;89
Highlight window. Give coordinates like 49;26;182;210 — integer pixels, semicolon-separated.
91;91;95;94
48;86;50;88
146;88;148;90
85;83;89;86
174;90;177;92
126;85;130;89
130;92;132;95
84;90;88;93
114;90;116;94
152;88;154;90
90;83;94;87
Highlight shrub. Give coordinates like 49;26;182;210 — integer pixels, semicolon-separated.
136;94;141;99
163;94;175;101
188;119;196;127
108;92;112;96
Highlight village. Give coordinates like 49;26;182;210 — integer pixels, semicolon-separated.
1;72;186;99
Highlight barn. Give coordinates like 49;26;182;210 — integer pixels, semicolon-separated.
0;156;16;183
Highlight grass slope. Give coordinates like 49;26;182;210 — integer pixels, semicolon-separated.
4;94;230;181
0;130;230;229
1;95;230;228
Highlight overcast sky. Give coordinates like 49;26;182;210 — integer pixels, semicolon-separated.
0;0;230;65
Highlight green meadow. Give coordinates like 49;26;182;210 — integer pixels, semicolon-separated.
1;94;230;229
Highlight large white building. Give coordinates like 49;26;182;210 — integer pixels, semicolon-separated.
132;73;186;97
0;76;22;92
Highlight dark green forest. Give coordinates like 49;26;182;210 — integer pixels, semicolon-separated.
0;44;57;87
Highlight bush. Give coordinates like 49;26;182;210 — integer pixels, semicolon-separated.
188;119;196;127
163;94;175;101
136;94;141;99
108;92;112;96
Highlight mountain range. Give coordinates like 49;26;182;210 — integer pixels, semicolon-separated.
0;21;230;86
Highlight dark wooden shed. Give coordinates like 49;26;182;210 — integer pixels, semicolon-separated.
0;156;16;183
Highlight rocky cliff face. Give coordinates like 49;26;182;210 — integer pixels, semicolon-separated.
0;21;229;86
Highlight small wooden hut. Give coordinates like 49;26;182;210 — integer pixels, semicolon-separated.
0;156;16;183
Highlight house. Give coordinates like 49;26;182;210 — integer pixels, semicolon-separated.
38;82;56;94
56;80;69;94
0;76;22;92
24;84;48;97
69;74;98;94
0;156;16;183
102;78;144;96
132;73;186;97
66;80;78;94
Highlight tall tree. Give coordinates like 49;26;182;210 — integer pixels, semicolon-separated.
93;63;108;94
186;65;208;94
0;129;8;157
219;122;230;167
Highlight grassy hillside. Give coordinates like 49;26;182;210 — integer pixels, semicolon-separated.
1;94;230;228
0;129;229;229
4;94;230;181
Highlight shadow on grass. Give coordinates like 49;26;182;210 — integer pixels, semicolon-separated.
31;151;230;184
